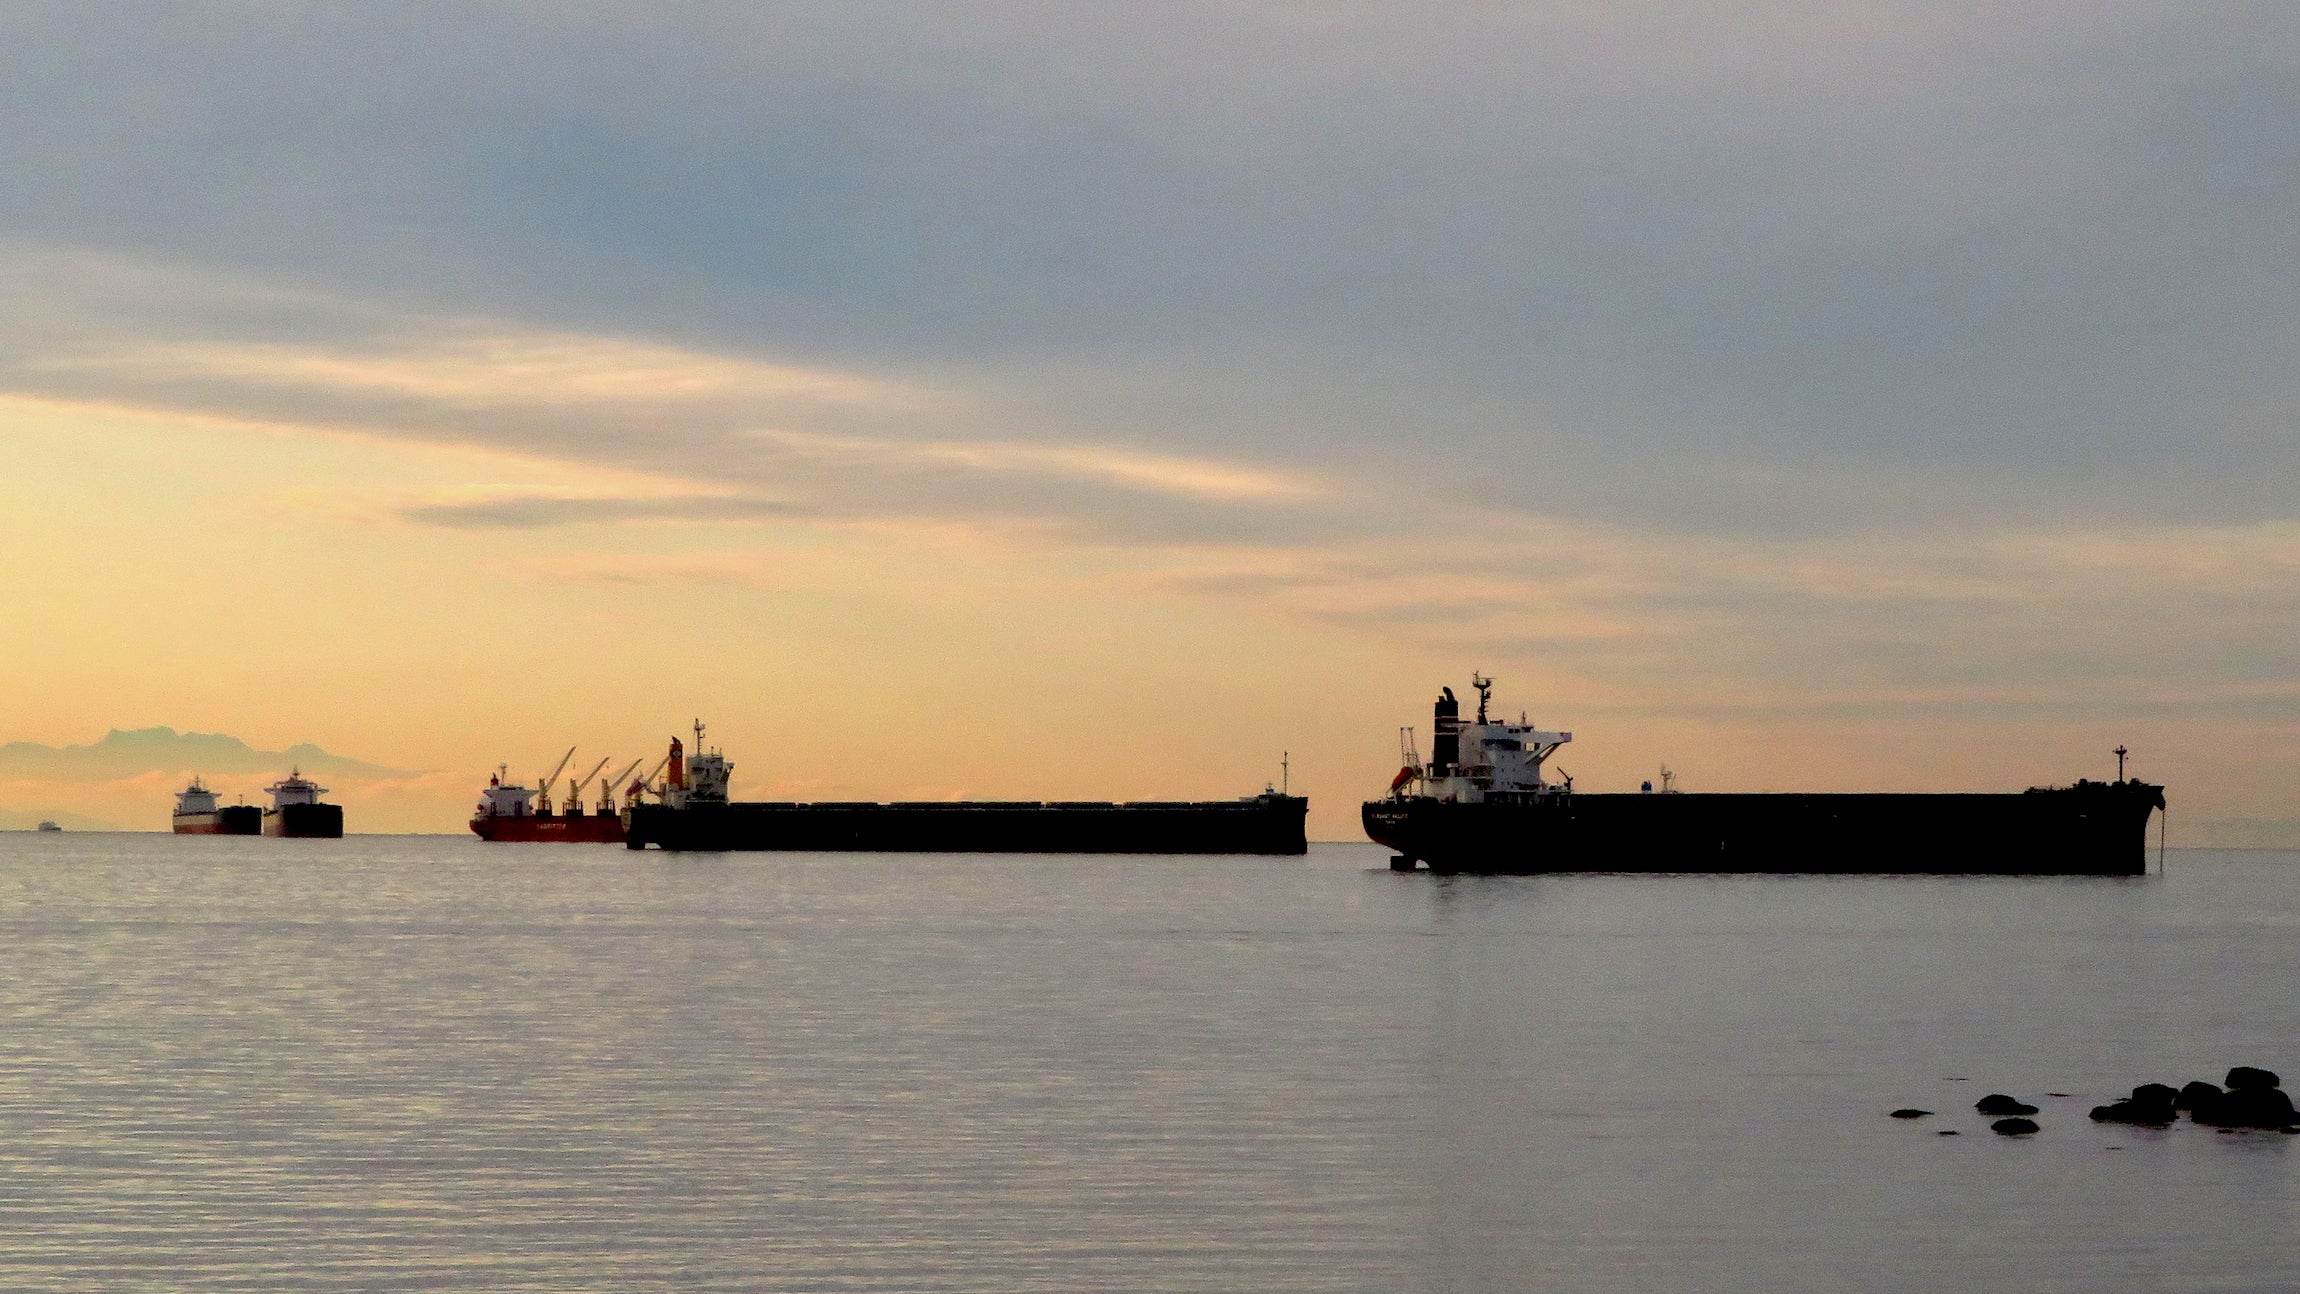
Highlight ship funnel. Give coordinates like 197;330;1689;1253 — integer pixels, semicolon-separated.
1432;686;1460;776
666;737;686;790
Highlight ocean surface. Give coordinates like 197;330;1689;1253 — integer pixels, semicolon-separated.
0;834;2293;1292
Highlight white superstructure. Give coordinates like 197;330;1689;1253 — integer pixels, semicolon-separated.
1395;675;1572;803
477;767;539;819
662;721;731;808
266;769;326;809
175;779;220;817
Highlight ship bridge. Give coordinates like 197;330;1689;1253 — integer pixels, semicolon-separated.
1412;676;1571;803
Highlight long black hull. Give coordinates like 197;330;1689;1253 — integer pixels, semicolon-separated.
1364;781;2165;875
263;802;344;839
627;797;1308;854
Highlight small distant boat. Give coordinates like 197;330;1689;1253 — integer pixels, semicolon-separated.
262;769;343;838
35;820;60;833
173;777;261;835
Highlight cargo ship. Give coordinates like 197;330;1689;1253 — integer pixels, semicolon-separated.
1364;677;2166;875
470;748;644;843
624;723;1308;854
262;769;343;838
172;778;260;835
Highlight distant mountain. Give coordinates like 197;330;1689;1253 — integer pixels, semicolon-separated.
0;728;408;781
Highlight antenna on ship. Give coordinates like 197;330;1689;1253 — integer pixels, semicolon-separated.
1282;751;1289;796
2115;744;2128;782
695;718;707;752
1472;673;1492;724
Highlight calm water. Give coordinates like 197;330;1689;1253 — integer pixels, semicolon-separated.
0;834;2293;1291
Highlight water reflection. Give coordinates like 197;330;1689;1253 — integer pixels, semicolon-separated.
0;836;2291;1291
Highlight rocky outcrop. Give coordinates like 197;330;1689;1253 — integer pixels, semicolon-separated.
1911;1063;2294;1140
2191;1085;2297;1130
2090;1085;2177;1126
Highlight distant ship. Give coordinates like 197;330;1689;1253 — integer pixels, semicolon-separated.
1365;676;2165;875
623;723;1308;854
262;769;343;838
35;820;60;833
470;748;642;844
172;778;260;835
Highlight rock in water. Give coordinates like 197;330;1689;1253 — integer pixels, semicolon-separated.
2192;1086;2298;1130
2176;1081;2222;1112
1890;1109;1933;1119
1976;1094;2039;1116
1992;1118;2040;1135
2225;1066;2282;1092
2092;1084;2179;1126
2090;1100;2175;1127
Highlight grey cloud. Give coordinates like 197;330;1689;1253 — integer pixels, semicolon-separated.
5;1;2300;743
3;2;2299;541
0;250;1360;552
399;494;803;529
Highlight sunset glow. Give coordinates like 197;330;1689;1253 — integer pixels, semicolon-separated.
3;5;2294;841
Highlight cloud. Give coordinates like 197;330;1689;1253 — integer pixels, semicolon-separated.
2;2;2298;826
4;2;2298;539
0;244;1350;549
6;237;2298;741
113;333;922;409
749;429;1329;504
399;493;802;529
1130;510;2300;721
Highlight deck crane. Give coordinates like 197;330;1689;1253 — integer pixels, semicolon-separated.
532;746;577;815
597;759;644;816
566;757;611;816
627;750;674;806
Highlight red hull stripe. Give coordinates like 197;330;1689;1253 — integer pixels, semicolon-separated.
471;814;626;843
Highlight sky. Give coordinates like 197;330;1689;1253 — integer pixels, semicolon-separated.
2;1;2296;839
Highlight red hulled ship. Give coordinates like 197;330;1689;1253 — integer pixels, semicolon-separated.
172;778;260;835
470;747;646;843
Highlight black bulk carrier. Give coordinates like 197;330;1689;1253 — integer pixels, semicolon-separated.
1364;677;2164;875
624;724;1308;854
